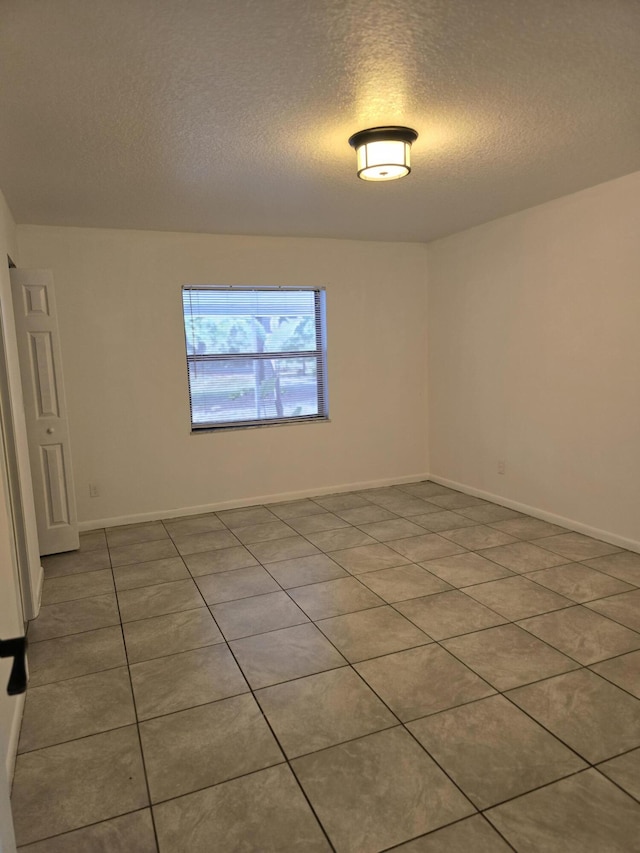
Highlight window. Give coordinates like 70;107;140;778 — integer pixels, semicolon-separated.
182;286;328;431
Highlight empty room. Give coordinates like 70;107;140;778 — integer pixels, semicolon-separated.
0;1;639;851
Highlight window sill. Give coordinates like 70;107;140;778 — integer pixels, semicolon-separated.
190;416;331;435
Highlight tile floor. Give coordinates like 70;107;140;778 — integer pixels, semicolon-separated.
11;481;640;852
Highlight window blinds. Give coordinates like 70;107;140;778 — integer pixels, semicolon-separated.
182;286;328;430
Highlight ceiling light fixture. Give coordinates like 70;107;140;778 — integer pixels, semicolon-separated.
348;126;418;182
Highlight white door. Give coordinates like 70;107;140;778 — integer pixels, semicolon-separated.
10;269;78;556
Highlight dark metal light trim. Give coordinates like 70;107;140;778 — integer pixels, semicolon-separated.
348;126;418;181
348;126;418;149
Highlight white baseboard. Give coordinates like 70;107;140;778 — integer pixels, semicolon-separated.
78;471;640;555
429;474;640;555
6;692;25;784
78;473;432;531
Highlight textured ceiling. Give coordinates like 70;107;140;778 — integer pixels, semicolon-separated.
1;0;639;242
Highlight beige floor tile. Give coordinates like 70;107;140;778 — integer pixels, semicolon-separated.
586;589;640;631
479;541;568;572
305;527;377;552
216;505;279;528
117;578;203;622
230;623;346;689
357;518;428;542
591;649;640;699
392;815;512;852
387;497;442;517
507;669;640;763
396;482;453;499
140;694;283;802
162;514;225;537
362;485;426;500
109;539;178;567
210;591;308;639
329;543;410;574
123;607;223;663
247;535;320;563
288;576;384;619
464;575;572;620
26;626;126;686
582;551;640;586
18;667;135;753
316;606;431;663
598;748;640;800
412;511;479;531
42;548;110;578
171;529;239;556
313;493;371;512
264;553;348;587
518;606;640;664
409;694;586;809
41;569;114;606
232;520;296;544
130;644;248;720
256;667;396;758
153;764;330;853
455;504;522;523
535;532;621;562
355;644;495;721
396;590;506;640
489;517;568;540
23;484;639;853
357;565;452;603
28;594;120;642
442;624;579;691
106;522;169;548
427;493;486;510
182;545;258;576
292;727;474;853
336;505;399;524
78;530;107;552
11;727;148;846
525;562;634;602
195;565;279;604
268;499;327;520
440;525;518;550
15;810;157;853
287;512;351;534
112;557;189;591
486;769;640;853
387;534;466;562
420;551;515;587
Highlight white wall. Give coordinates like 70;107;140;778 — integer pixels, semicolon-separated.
16;228;429;527
0;188;24;852
428;170;640;547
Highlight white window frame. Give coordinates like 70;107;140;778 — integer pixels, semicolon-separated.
182;285;329;432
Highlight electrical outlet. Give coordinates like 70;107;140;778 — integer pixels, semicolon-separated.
89;483;100;497
497;461;506;475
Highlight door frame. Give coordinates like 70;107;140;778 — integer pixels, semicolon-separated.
1;258;43;620
0;259;26;853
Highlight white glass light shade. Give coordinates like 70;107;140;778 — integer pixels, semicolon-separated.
348;127;418;182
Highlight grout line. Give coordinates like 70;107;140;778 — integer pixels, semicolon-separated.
104;537;162;853
213;615;338;852
25;484;640;849
592;762;640;807
12;808;157;849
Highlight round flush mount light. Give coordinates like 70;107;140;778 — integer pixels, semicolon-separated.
348;126;418;181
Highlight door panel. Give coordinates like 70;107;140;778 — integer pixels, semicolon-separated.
30;332;60;417
10;269;78;555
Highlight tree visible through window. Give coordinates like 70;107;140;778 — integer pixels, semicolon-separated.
182;287;328;430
